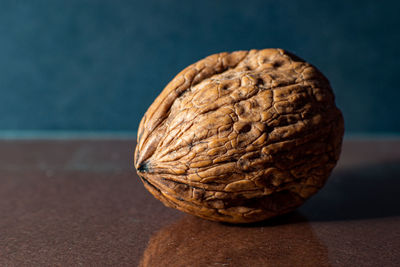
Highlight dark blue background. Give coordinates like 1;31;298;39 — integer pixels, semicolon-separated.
0;0;399;134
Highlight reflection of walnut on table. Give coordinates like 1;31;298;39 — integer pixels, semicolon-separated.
135;49;344;223
140;214;329;267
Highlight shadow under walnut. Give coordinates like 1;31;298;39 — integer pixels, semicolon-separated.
135;48;344;223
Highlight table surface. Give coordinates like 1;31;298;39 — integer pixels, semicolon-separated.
0;139;399;266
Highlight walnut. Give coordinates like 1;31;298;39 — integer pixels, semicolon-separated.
134;48;344;223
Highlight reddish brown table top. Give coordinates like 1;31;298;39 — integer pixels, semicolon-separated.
0;139;399;266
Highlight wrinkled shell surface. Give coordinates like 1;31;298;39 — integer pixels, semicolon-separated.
135;49;344;223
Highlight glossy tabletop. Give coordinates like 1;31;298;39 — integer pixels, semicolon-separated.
0;139;399;266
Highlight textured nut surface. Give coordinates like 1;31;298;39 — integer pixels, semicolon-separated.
134;48;344;223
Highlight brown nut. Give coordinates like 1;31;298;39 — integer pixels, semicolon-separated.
134;48;344;223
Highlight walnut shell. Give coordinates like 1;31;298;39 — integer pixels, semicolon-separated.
134;48;344;223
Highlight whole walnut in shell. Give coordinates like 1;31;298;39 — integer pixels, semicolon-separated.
135;48;344;223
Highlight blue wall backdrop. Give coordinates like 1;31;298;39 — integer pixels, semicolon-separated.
0;0;399;134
